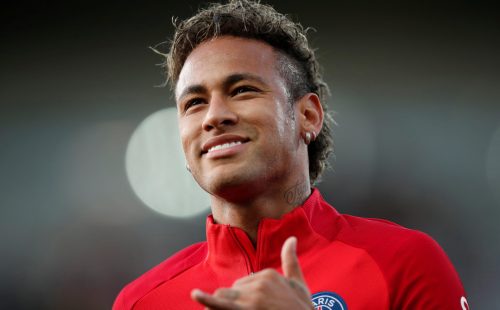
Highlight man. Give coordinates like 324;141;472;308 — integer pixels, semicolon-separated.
114;1;468;309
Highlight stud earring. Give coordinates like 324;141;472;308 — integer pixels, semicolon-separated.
303;131;316;145
304;132;312;145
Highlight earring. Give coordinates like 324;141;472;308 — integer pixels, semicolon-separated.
304;132;311;145
303;131;316;145
186;164;191;173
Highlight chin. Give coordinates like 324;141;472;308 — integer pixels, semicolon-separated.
199;169;264;201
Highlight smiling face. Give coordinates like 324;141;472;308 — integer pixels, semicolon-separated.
176;36;308;201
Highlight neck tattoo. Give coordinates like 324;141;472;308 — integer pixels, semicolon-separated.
283;180;309;206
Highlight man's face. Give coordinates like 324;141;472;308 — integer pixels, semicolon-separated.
176;36;305;197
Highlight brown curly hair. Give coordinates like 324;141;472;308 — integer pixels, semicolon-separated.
164;0;333;185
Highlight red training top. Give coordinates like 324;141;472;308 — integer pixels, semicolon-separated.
113;189;468;309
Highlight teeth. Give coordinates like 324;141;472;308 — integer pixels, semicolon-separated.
208;141;242;153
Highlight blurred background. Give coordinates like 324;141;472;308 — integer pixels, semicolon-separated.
1;0;499;308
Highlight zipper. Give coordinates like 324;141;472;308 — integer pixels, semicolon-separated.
228;226;255;275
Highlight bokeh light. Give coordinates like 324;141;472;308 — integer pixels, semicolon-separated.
125;107;210;217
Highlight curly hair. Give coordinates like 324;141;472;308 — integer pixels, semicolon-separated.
164;0;333;185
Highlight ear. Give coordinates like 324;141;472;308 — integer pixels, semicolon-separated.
296;93;324;138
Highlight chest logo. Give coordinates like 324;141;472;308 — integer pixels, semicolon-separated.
311;291;348;310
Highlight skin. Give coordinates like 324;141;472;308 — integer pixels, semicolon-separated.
192;237;314;310
176;36;323;309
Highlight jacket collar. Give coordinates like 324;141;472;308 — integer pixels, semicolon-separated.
204;189;342;274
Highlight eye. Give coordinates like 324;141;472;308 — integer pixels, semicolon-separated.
231;85;260;96
184;98;205;111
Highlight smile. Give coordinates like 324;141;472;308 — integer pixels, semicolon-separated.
207;141;243;153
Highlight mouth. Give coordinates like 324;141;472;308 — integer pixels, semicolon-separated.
207;141;244;153
201;135;250;156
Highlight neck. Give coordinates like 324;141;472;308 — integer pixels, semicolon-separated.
210;179;311;245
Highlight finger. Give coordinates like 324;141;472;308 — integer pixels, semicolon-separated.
233;274;254;287
281;236;305;282
287;278;311;300
213;288;240;300
191;289;240;310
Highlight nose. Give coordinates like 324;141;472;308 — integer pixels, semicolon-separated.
202;94;238;131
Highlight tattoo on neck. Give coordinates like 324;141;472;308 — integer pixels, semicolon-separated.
284;181;310;206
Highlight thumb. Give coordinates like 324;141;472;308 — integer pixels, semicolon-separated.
281;236;305;282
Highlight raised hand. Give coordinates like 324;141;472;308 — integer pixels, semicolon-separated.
191;236;314;309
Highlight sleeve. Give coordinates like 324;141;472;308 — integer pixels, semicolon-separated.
111;242;208;310
391;231;469;310
112;290;127;310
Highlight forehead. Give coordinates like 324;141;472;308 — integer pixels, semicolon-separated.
175;36;281;97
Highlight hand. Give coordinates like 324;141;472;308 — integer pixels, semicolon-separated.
191;236;314;309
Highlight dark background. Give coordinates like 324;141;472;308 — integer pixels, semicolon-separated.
1;0;499;309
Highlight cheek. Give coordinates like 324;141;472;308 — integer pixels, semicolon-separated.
178;121;193;155
275;106;296;140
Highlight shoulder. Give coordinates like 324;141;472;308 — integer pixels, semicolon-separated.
339;214;452;265
338;215;467;308
340;214;432;251
112;242;207;310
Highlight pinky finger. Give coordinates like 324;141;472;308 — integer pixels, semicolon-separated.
191;289;241;310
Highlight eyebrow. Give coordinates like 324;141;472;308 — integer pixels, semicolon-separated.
177;85;207;103
223;73;267;89
177;73;268;102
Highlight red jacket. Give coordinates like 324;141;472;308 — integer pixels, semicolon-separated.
113;189;467;309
